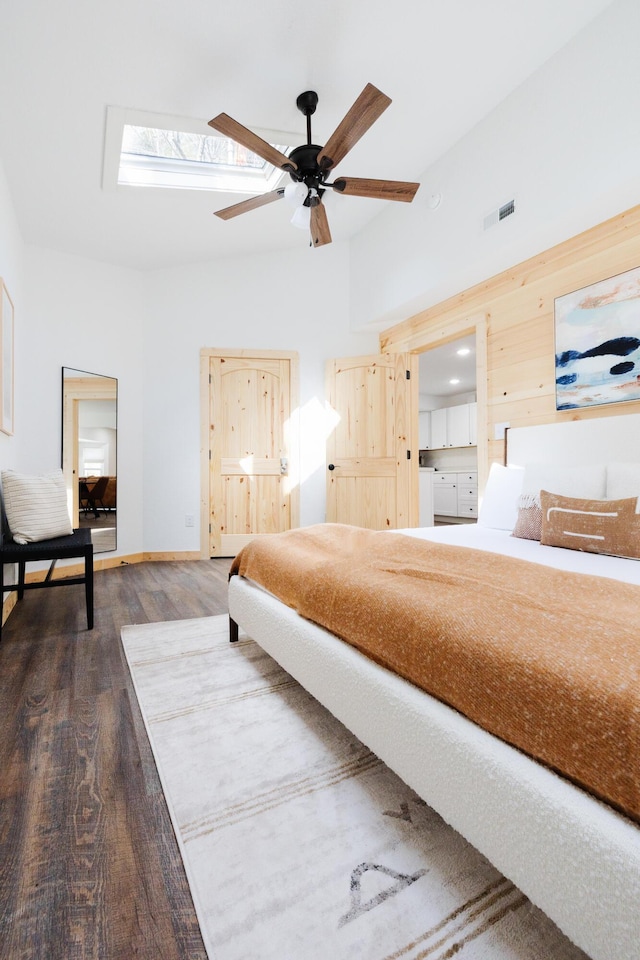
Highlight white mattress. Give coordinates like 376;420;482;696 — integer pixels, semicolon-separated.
396;521;640;584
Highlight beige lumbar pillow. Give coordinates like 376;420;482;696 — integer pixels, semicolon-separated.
2;469;73;544
540;490;640;560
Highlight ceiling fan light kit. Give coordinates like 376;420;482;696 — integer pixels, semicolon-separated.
284;181;308;207
290;204;311;230
208;83;420;248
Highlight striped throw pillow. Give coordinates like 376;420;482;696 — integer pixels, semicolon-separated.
2;469;73;543
540;490;640;560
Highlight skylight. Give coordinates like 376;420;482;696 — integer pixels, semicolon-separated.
103;107;295;196
117;123;288;194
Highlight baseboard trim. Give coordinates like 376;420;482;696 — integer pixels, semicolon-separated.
143;551;202;562
21;550;202;584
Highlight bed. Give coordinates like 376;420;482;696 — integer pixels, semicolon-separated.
227;413;640;960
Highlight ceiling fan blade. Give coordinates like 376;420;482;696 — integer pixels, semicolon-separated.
214;189;284;221
208;113;296;172
310;201;332;247
333;177;420;202
316;83;392;172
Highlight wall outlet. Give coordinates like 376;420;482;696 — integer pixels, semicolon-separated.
185;514;194;527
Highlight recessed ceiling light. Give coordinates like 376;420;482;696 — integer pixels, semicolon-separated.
456;347;471;356
449;378;460;385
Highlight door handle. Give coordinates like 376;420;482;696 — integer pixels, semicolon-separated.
328;463;336;471
280;457;288;475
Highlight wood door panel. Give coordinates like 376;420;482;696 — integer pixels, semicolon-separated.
330;476;396;529
223;475;287;535
326;352;417;529
328;457;396;477
332;361;396;458
221;457;282;476
203;350;298;557
221;366;284;458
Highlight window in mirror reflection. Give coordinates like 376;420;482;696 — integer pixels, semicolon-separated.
62;367;117;554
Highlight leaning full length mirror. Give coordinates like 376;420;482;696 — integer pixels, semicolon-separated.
62;367;117;553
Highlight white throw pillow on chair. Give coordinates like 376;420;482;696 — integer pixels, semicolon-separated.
1;469;73;543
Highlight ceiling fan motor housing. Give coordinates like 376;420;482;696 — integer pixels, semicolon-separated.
287;144;326;203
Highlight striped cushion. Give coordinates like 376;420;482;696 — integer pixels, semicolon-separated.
540;490;640;560
1;469;73;543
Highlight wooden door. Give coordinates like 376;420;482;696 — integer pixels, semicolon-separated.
201;349;299;557
326;352;418;529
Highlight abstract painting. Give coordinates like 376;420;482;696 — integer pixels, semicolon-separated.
555;265;640;410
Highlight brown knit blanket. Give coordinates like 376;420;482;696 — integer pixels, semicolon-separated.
230;523;640;822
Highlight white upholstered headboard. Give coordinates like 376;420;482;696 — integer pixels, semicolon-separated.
506;412;640;468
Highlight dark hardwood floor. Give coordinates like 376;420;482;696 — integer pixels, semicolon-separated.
0;558;233;960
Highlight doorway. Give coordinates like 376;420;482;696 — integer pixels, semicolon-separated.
416;320;487;526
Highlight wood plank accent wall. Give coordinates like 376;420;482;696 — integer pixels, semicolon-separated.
379;204;640;486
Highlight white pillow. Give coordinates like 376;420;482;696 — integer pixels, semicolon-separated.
477;463;524;530
521;463;606;500
606;463;640;510
1;469;73;543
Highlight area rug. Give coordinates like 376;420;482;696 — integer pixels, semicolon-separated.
121;615;587;960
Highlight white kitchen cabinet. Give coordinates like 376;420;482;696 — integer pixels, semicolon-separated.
425;402;477;449
433;471;478;519
468;402;478;445
432;472;458;517
456;471;478;518
418;411;431;449
447;405;471;447
419;469;434;526
429;408;448;449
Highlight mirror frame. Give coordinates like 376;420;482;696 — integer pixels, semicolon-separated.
61;367;118;553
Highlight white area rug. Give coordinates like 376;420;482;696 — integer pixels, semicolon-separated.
121;615;587;960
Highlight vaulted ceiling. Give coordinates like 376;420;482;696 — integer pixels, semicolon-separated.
0;0;615;270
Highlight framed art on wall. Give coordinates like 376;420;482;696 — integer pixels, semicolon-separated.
555;265;640;411
0;279;14;435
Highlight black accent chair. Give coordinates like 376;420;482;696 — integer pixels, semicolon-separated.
0;527;94;641
79;475;109;518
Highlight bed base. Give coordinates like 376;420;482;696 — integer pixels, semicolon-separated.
228;574;640;960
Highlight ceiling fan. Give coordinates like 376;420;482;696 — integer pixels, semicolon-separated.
208;83;420;248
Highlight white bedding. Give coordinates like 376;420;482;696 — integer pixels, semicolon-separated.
396;521;640;584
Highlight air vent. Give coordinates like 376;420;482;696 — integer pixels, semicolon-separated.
483;199;516;231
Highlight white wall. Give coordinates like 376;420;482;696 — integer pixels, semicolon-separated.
0;154;24;474
5;234;376;560
142;241;377;553
23;247;145;558
350;0;640;330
